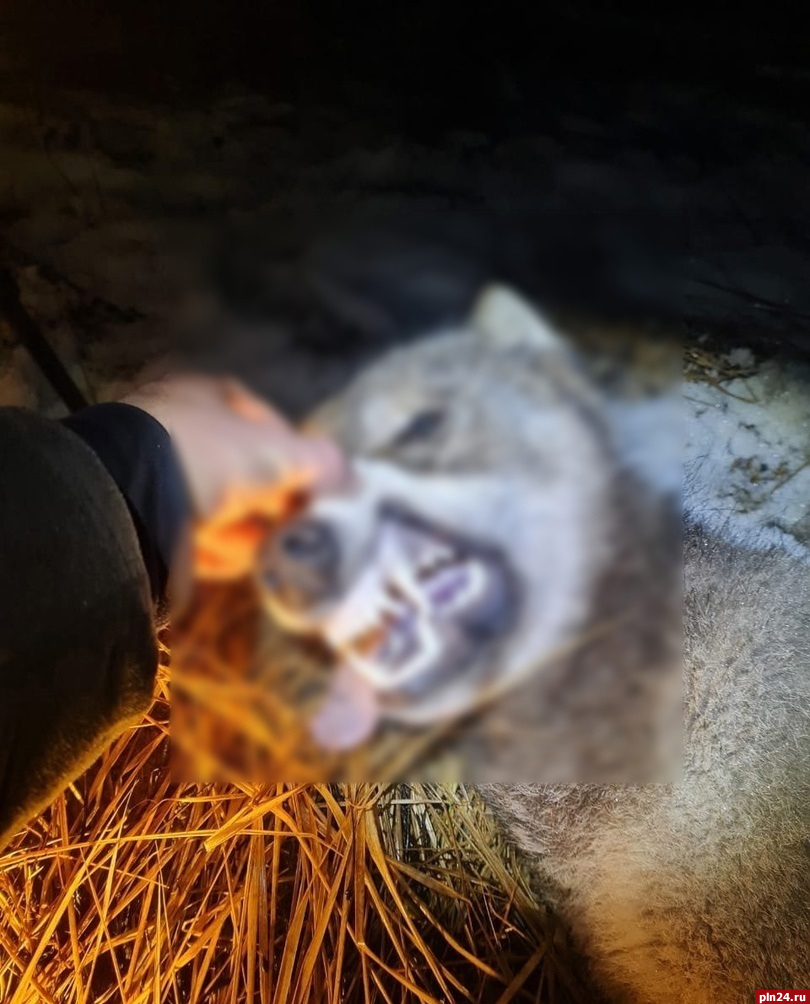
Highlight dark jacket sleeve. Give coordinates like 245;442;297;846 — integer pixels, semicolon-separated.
0;408;161;848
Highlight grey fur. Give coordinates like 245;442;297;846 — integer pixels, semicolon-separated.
481;525;810;1000
284;286;682;775
272;286;810;998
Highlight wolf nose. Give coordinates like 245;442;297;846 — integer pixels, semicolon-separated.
262;518;338;607
280;520;335;564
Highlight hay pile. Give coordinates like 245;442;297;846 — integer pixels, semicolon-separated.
0;587;588;1004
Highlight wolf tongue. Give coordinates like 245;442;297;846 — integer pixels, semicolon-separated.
309;663;382;751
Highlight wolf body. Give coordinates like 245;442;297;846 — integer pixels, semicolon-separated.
262;288;810;1000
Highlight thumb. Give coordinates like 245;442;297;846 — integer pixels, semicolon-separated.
278;434;348;491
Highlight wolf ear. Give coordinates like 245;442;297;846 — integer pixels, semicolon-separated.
471;285;564;354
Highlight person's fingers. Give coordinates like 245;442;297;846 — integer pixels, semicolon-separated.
202;476;309;530
222;378;290;428
195;546;249;580
222;379;349;489
281;435;348;490
126;374;349;547
194;516;271;579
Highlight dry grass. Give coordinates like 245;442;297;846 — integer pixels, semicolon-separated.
683;342;759;396
0;585;588;1004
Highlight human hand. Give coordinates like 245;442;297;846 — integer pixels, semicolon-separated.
123;375;345;580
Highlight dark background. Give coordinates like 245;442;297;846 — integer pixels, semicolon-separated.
3;2;809;125
2;1;810;356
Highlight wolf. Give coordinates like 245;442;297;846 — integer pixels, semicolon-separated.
262;288;683;778
261;287;810;1000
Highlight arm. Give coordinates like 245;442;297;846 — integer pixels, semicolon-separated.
0;407;160;847
0;377;345;848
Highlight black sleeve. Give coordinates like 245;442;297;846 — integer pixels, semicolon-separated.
0;408;164;848
63;402;191;613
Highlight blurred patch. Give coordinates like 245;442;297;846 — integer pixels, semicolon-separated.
172;289;683;783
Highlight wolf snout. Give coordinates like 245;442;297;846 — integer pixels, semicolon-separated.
261;517;339;608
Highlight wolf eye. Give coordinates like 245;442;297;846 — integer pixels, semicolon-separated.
391;408;446;447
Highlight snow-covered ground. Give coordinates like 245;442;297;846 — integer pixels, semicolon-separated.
685;350;810;556
601;351;810;557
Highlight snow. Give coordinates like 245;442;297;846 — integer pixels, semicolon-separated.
602;354;810;560
684;356;810;557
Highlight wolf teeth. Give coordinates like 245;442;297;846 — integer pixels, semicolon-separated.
443;559;487;615
324;567;383;647
391;562;431;613
347;615;441;692
417;543;455;578
325;527;482;691
382;582;409;609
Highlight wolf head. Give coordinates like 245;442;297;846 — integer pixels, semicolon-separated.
260;287;626;749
